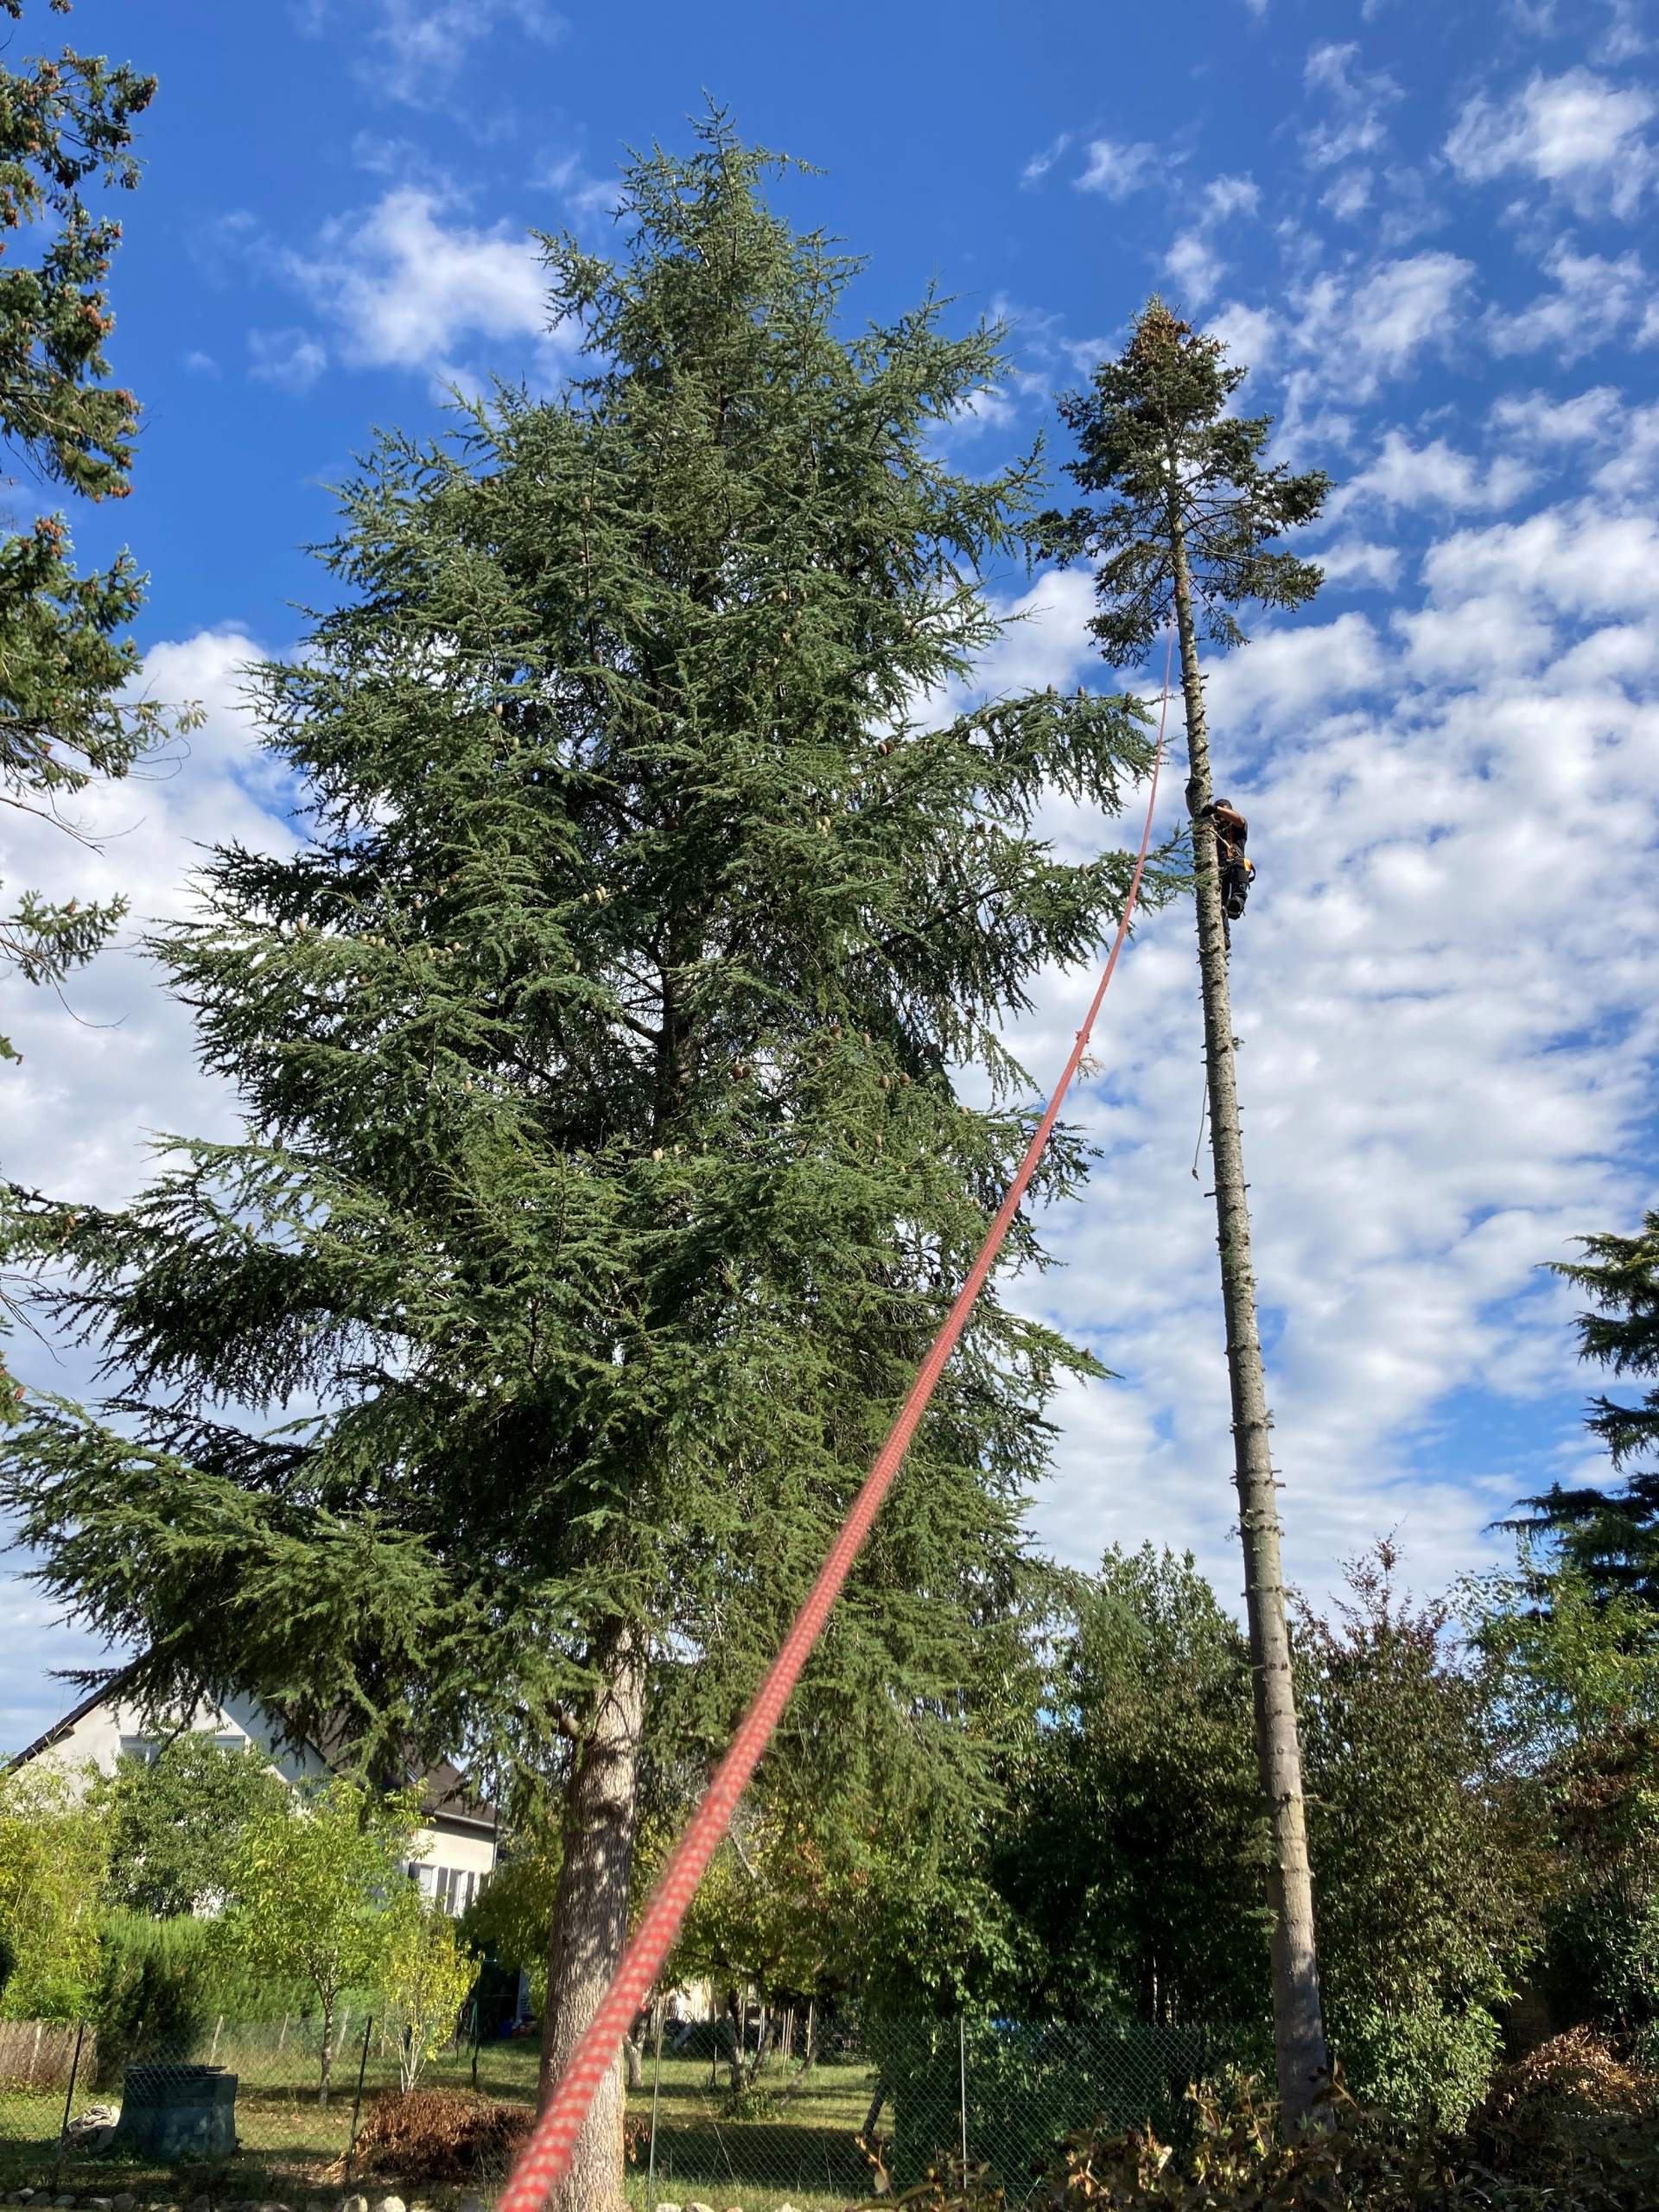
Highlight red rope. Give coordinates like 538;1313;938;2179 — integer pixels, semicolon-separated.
496;636;1174;2212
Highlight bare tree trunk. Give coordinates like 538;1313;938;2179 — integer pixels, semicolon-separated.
318;1989;335;2107
539;1627;647;2212
1170;509;1331;2132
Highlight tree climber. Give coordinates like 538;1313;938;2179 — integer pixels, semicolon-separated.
1205;797;1254;926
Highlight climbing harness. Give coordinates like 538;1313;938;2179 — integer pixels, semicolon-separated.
494;633;1177;2212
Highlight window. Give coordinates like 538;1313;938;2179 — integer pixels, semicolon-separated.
431;1867;478;1916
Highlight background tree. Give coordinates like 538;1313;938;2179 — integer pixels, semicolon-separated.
0;0;194;1402
0;118;1157;2212
1038;299;1332;2129
378;1891;478;2093
1297;1545;1538;2128
0;0;175;1050
99;1735;291;1916
1013;1546;1267;2028
219;1779;416;2104
1474;1555;1659;2058
460;1819;563;2019
1506;1213;1659;1608
0;1760;108;2020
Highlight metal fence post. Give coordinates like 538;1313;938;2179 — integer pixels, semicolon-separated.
958;2014;969;2177
345;2014;375;2182
53;2019;86;2196
645;2003;665;2212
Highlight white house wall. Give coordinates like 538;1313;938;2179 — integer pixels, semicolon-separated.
28;1688;494;1916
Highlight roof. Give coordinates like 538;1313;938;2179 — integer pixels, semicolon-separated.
9;1662;498;1833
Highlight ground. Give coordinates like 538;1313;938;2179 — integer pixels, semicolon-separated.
0;2030;886;2212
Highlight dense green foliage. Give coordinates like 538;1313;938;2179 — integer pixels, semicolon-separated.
92;1910;232;2086
1011;1547;1266;2026
1507;1216;1659;1608
917;2046;1659;2212
1297;1548;1538;2126
216;1778;422;2100
0;1760;107;2018
99;1735;293;1916
1475;1563;1659;2059
458;1821;562;2015
0;121;1155;1874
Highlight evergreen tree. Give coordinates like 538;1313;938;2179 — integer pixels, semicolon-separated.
2;121;1155;2211
1507;1213;1659;1606
0;2;191;1401
0;1;176;1048
1036;299;1332;2130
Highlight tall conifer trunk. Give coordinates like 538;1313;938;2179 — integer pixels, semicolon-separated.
1170;509;1331;2128
539;1629;646;2212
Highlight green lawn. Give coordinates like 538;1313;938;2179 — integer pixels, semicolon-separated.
0;2032;886;2212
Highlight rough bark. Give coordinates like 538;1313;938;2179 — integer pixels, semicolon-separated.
1170;511;1331;2130
538;1627;647;2212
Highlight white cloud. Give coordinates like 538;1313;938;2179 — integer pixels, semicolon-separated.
938;383;1021;443
1486;241;1649;359
1423;504;1659;618
1595;0;1649;63
1201;174;1261;223
1301;41;1401;168
988;506;1659;1611
1592;403;1659;498
1021;131;1072;188
1334;429;1536;516
1206;300;1280;372
0;627;291;1209
1281;252;1476;414
283;187;556;375
181;350;219;376
247;326;328;392
1075;138;1160;199
1322;168;1373;221
1166;232;1225;310
1490;385;1622;447
1445;67;1656;217
1317;539;1403;590
1162;175;1260;315
305;0;568;108
529;151;620;223
1345;252;1477;376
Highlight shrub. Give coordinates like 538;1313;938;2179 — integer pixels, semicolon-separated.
92;1912;217;2084
0;1764;108;2021
1335;1998;1502;2133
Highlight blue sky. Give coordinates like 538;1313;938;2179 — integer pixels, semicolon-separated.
3;0;1657;1751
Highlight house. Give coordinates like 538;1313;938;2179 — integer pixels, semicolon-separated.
10;1665;499;1916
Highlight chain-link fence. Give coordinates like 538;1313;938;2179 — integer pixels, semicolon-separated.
0;2012;1245;2212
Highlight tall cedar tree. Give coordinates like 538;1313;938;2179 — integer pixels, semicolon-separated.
0;2;191;1397
1037;300;1332;2130
1506;1214;1659;1607
1;125;1155;2211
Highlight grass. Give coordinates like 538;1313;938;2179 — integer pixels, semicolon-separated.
0;2031;886;2212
